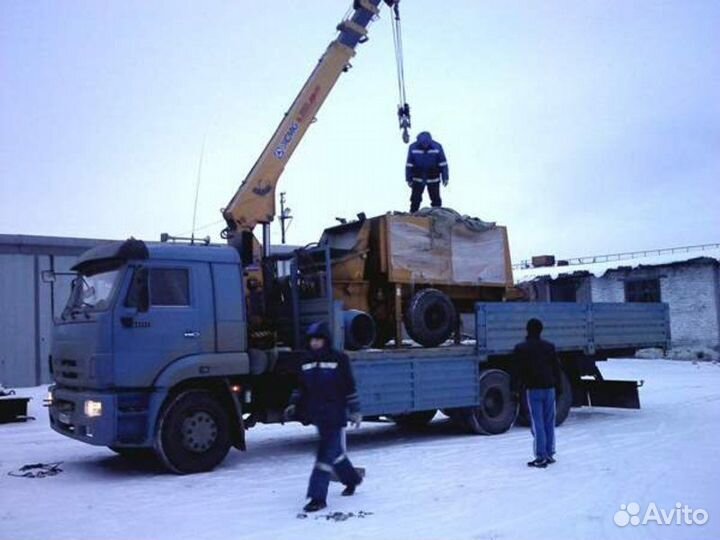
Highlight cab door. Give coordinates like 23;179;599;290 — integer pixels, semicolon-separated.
113;262;214;387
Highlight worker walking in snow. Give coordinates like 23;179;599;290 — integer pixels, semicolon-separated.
285;321;363;513
513;318;564;468
405;131;449;212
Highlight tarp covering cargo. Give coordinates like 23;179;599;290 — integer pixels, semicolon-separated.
386;209;511;286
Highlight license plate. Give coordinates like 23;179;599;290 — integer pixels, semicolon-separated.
58;412;71;424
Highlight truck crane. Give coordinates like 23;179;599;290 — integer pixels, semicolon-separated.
46;2;669;475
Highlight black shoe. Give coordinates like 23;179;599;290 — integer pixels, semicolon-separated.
546;456;556;464
527;458;548;468
303;499;327;513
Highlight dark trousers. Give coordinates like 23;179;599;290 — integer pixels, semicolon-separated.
410;182;442;212
526;388;556;460
307;426;361;502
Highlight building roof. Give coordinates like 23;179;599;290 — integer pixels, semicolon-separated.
0;234;110;256
515;251;720;283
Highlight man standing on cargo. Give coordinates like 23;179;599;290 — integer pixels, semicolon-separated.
405;131;449;212
514;318;564;468
285;322;363;512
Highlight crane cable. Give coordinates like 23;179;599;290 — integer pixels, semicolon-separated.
390;2;411;143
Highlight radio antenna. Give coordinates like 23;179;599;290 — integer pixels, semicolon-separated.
191;137;206;243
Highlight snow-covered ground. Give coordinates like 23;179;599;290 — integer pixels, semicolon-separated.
1;359;719;540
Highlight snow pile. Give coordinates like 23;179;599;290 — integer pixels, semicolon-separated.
636;347;720;362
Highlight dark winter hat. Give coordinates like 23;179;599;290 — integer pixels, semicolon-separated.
306;321;331;341
526;318;543;337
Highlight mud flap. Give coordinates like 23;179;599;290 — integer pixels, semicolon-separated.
582;379;641;409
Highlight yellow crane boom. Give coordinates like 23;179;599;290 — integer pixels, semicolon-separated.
221;0;403;253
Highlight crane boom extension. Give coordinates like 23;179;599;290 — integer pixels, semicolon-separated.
222;0;396;239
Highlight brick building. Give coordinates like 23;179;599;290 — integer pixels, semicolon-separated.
521;257;720;349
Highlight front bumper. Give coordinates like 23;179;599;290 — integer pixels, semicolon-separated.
48;385;157;447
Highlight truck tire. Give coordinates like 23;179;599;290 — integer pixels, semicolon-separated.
404;288;457;348
155;390;232;474
452;369;518;435
391;409;437;429
515;370;572;427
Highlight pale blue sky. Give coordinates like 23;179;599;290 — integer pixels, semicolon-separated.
1;1;718;261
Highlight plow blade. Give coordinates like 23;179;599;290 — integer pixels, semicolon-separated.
581;379;641;409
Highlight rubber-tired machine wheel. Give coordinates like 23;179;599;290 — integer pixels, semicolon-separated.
155;390;232;474
404;288;457;348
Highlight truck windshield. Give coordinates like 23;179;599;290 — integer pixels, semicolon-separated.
64;267;122;314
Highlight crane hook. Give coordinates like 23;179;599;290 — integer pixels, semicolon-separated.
397;102;411;144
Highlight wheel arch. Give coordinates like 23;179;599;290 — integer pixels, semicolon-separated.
156;377;247;454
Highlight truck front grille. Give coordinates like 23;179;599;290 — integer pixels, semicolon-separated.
55;358;84;382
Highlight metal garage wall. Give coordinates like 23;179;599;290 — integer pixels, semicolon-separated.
0;254;37;387
0;235;106;387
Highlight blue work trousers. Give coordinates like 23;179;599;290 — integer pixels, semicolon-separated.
307;425;361;502
527;388;556;460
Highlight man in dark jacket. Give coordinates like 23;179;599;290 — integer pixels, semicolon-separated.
285;322;363;513
513;318;564;468
405;131;449;212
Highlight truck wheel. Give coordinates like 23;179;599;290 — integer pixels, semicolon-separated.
155;390;232;474
404;288;457;348
515;370;572;427
456;369;517;435
391;409;437;429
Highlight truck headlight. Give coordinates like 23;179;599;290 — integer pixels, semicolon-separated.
83;400;103;418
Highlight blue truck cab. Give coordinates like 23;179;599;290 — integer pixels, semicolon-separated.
49;239;670;474
48;239;253;472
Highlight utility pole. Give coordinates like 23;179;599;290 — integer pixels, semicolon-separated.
279;192;293;244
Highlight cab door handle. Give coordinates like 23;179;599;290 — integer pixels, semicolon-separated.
184;331;201;338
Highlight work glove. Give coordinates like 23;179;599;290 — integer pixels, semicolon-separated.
407;180;413;188
442;178;449;187
349;412;362;429
283;404;296;421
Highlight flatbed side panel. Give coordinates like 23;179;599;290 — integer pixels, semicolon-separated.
476;302;589;356
476;302;670;357
592;303;670;350
353;356;479;417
